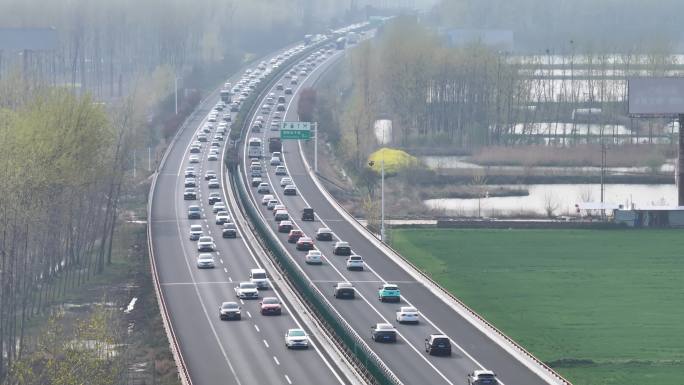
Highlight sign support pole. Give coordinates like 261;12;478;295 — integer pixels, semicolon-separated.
679;114;684;206
314;122;318;173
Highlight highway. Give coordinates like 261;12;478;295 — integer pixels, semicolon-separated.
237;38;563;385
148;43;355;385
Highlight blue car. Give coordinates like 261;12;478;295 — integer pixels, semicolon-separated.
378;284;400;303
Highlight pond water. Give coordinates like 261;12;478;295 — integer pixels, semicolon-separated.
420;156;676;174
424;184;678;217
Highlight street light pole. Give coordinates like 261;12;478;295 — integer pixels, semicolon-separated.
314;122;318;173
380;157;385;242
175;76;178;115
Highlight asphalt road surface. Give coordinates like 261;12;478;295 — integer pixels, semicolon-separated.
149;44;351;385
239;39;555;385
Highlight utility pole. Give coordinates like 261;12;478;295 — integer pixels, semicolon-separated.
133;149;136;179
380;157;385;242
600;143;606;219
175;76;179;115
148;146;151;171
380;128;386;242
314;122;318;173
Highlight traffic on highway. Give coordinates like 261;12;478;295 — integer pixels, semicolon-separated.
149;34;366;385
151;19;564;385
236;30;560;385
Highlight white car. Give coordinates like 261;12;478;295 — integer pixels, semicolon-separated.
249;268;269;289
266;199;278;210
305;250;323;265
234;282;259;299
396;306;419;324
196;253;216;269
257;183;270;194
189;224;203;241
270;156;281;166
280;177;293;187
274;210;289;222
275;166;287;175
208;153;218;161
284;328;309;349
208;179;220;189
189;155;200;163
212;202;226;213
262;194;274;205
467;370;498;385
216;212;231;225
197;236;216;252
283;185;297;196
346;255;364;271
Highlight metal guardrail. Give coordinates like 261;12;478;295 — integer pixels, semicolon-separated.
233;168;402;385
146;50;269;385
299;146;575;385
225;22;403;385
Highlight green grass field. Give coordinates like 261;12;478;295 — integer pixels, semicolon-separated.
390;228;684;385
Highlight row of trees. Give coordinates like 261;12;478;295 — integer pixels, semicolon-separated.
320;16;680;171
0;0;366;101
9;306;125;385
0;85;142;383
431;0;684;52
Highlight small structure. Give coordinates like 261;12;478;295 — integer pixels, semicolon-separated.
614;206;684;228
441;29;514;51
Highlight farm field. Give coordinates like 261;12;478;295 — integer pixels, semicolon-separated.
390;228;684;385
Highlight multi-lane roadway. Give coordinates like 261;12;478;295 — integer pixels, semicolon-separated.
149;42;358;385
237;38;563;385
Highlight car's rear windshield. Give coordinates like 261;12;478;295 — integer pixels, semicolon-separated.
240;283;256;289
434;338;450;344
252;273;266;279
479;374;495;379
222;303;238;309
385;286;398;291
289;330;305;337
262;298;279;304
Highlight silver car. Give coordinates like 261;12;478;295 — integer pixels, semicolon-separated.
197;236;216;252
196;253;216;269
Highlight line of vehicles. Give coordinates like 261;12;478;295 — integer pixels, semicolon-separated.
180;42;336;354
240;29;503;385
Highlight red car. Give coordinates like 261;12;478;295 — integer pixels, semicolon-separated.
296;237;314;251
260;297;282;315
288;229;304;243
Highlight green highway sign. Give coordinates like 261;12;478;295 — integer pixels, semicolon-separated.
280;121;312;140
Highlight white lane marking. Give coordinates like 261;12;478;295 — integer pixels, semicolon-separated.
285;374;292;384
226;91;347;384
171;132;244;385
224;268;228;273
273;356;280;365
229;276;233;282
312;280;416;284
239;299;244;305
220;259;224;264
254;324;260;332
263;339;269;348
161;281;232;286
247;311;252;318
244;59;456;385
